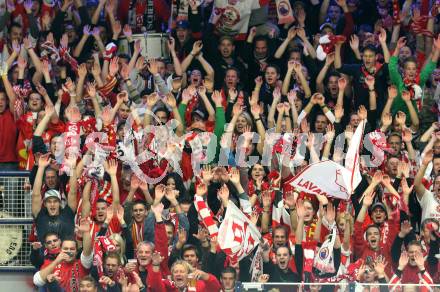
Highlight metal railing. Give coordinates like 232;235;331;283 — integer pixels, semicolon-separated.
241;282;440;291
0;171;34;271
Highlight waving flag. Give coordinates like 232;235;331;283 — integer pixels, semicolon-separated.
345;119;365;192
272;189;291;230
287;120;365;200
218;201;261;262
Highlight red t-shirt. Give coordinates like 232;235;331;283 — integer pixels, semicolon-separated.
53;259;90;292
0;109;18;162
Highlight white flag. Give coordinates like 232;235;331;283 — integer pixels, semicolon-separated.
218;201;261;261
345;119;365;192
287;160;356;200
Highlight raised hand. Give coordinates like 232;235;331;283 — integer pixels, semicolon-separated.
151;251;163;266
104;159;118;176
381;112;392;127
123;24;132;38
395;111;406;126
218;184;230;203
422;149;434;166
398;251;409;269
154;184;166;203
228;168;241;185
362;190;376;207
349;35;359;51
109;57;119;77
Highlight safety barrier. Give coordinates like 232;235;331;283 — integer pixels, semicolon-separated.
0;171;34;271
240;282;440;291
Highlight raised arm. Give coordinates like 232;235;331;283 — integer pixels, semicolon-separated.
66;157;78;213
31;155;51;217
104;159;120;211
414;149;432;200
356;172;381;223
316;53;335;93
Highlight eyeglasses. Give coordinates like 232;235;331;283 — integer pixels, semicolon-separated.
45;239;59;245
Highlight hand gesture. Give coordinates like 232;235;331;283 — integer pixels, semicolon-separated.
251;103;261;118
325;203;336;225
287;27;297;40
177;228;187;245
211;90;223;106
229;168;241;185
397;161;410;178
109;57;119;77
218;184;230;202
151;251;163;266
78;63;87;79
78;217;91;234
296;199;305;219
395;111;406;126
195;182;207;196
325;52;335;66
296;28;306;40
154;184;166;202
112;20;122;37
47;273;61;283
41;59;50;76
255;76;263;87
373;255;387;277
401;90;411;102
193;227;209;242
23;36;33;50
116;205;125;223
287;89;297;105
232;102;243;117
396;37;406;49
349;34;359;51
258;274;270;283
357;105;367;120
44;104;55;117
82;25;91;36
191;41;203;56
401;128;412;143
422;149;434;166
398;251;409;269
17;55;27;70
273;86;281;102
38;154;51;168
11;40;20;54
378;28;387;43
167;36;176;52
365;75;375;90
414;251;425;270
24;0;33;14
262;191;272;208
104;159;118;176
381;112;392;127
362;190;375;207
400;220;413;237
284;191;297;209
325;123;335;140
388;85;398;100
372;170;383;185
123;24;132;38
276;102;285;114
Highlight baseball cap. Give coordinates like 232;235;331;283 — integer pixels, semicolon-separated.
369;202;387;214
44;189;61;201
176;20;189;30
320;22;335;32
192;109;207;120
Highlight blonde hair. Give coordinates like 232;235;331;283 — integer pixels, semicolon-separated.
336;212;354;235
109;233;126;264
171;260;194;277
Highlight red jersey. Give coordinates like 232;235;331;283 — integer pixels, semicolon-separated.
0;109;18;162
53;258;91;292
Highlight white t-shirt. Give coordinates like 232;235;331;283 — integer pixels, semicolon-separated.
418;190;440;222
210;0;265;36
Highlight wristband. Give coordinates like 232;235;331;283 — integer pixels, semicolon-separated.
369;88;375;92
283;114;290;118
255;117;262;122
320;104;327;109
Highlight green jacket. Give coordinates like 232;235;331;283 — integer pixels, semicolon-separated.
388;55;436;117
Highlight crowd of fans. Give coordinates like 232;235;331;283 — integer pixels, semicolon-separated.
1;0;440;291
